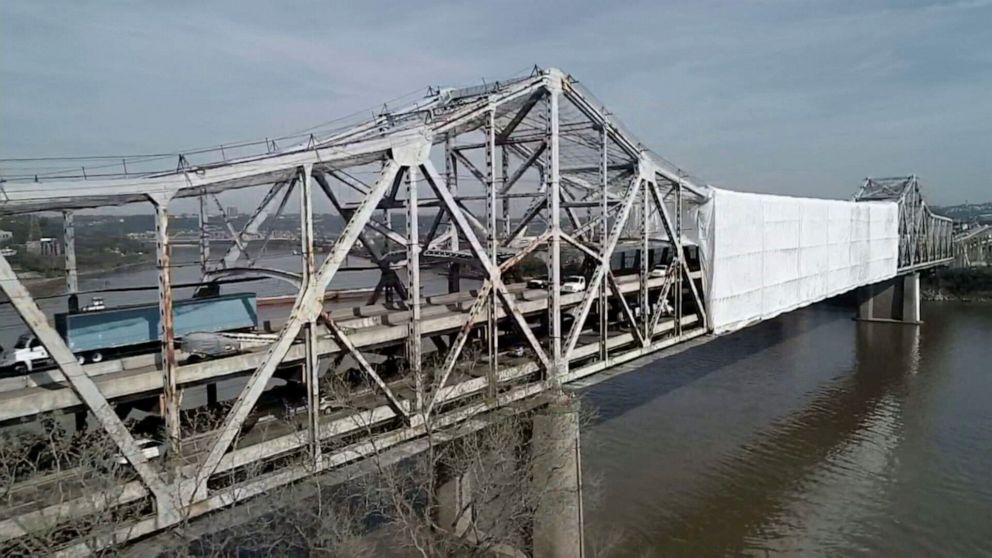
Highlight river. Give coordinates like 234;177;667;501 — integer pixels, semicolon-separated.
581;300;992;557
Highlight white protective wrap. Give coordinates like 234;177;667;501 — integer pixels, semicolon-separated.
698;188;899;333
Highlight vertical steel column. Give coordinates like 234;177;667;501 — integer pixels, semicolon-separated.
63;209;83;430
599;125;609;362
299;165;321;466
445;134;461;294
0;253;177;520
501;144;511;239
379;162;393;303
195;160;402;493
675;177;683;336
406;165;423;412
640;180;650;345
152;197;180;458
548;81;563;376
486;109;499;396
198;194;210;278
62;210;79;313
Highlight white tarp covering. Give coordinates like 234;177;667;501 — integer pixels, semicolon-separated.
698;188;899;333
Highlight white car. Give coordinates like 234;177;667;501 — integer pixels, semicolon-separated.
115;438;166;465
286;396;337;417
649;265;668;278
561;276;587;293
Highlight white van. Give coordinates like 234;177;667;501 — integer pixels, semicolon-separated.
561;276;587;293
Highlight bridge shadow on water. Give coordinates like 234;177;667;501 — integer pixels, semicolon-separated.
582;294;933;556
580;297;856;426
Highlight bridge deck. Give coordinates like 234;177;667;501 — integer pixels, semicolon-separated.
0;273;698;423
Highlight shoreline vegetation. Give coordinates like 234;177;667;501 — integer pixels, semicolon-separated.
17;258;158;297
923;268;992;302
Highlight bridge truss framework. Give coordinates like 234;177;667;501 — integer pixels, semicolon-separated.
855;175;954;272
0;69;714;553
954;224;992;267
0;68;960;554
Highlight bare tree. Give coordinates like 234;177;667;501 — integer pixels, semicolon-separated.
1;353;602;558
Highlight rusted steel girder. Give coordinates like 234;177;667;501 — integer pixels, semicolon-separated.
407;165;424;412
62;210;78;311
299;164;322;467
151;194;181;461
421;160;551;415
646;180;708;330
193;157;404;496
313;171;409;304
216;179;289;269
486;109;499;399
0;252;179;522
547;82;564;376
563;178;642;360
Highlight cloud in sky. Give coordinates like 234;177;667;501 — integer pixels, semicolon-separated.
2;0;990;204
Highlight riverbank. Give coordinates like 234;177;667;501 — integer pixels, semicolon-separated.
922;267;992;302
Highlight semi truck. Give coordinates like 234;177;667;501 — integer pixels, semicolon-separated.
0;292;258;373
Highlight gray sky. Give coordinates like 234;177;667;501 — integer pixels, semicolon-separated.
2;0;990;204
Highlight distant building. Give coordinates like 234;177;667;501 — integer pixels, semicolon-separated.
226;206;239;218
0;230;12;244
127;231;157;241
25;237;61;256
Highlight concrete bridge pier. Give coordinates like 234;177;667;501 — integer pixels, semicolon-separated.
435;465;475;538
531;395;584;558
432;396;584;557
857;272;921;324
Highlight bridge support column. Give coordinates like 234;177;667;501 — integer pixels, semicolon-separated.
857;283;875;321
435;466;474;538
856;273;921;324
531;395;583;558
903;272;921;323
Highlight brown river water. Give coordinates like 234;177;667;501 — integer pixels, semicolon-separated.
580;300;992;557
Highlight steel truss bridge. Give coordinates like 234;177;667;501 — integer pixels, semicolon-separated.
954;224;992;267
854;175;955;272
0;68;954;555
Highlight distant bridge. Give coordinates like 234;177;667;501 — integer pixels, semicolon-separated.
855;175;954;273
954;224;992;267
0;68;952;555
